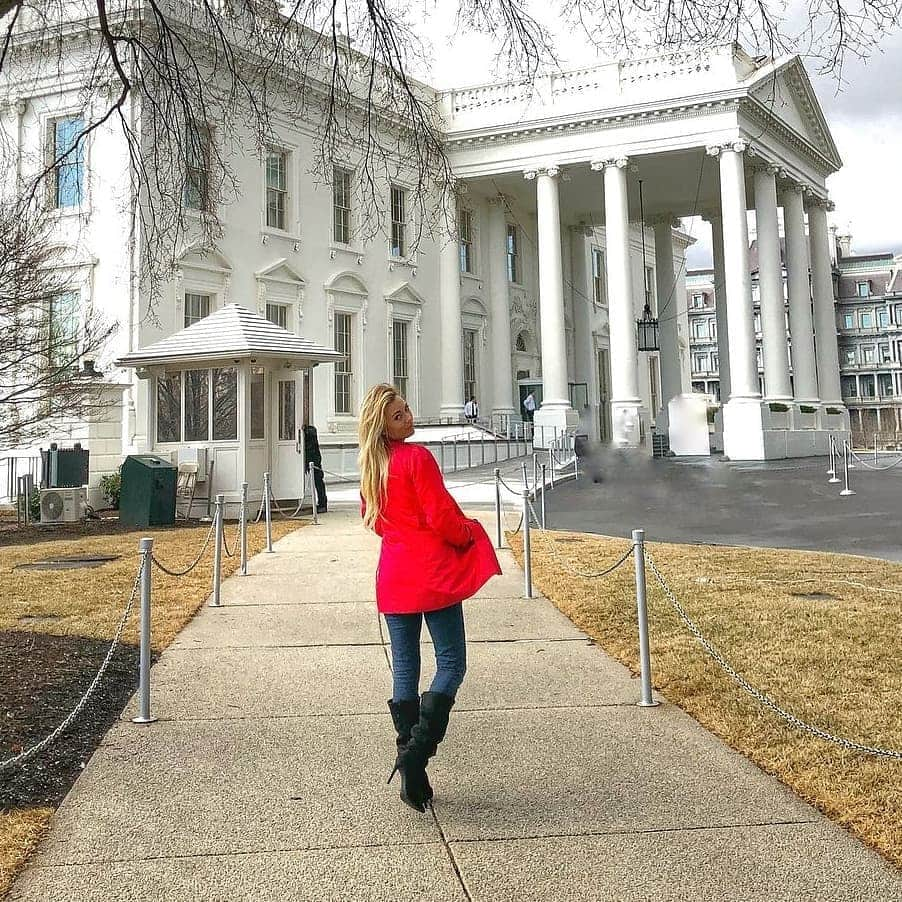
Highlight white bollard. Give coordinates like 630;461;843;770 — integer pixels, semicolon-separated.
240;482;248;575
263;472;273;552
310;469;319;526
210;494;224;606
840;442;855;497
632;529;659;708
540;463;547;528
522;489;533;599
875;432;879;466
827;435;839;483
494;468;502;549
132;537;157;724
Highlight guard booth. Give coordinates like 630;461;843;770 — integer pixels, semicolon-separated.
116;304;343;519
119;454;177;527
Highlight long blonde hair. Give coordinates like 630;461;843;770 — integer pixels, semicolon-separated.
358;383;400;530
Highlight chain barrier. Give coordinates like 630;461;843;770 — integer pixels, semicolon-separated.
698;570;902;599
0;559;144;774
221;522;237;558
646;554;902;760
848;448;902;471
151;520;217;577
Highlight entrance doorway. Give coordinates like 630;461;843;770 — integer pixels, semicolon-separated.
517;380;543;421
596;348;612;442
272;374;301;499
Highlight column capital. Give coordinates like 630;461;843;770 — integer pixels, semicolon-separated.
699;208;722;225
706;140;748;157
649;212;682;229
590;156;629;171
804;192;834;211
524;165;560;181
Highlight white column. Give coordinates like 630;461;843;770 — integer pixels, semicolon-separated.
705;212;731;402
781;185;819;403
570;226;595;436
652;217;682;412
487;195;515;425
753;165;793;400
710;142;765;460
439;208;464;420
713;142;759;400
593;156;641;446
808;198;844;405
525;166;577;446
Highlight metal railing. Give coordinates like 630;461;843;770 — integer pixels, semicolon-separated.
1;454;41;505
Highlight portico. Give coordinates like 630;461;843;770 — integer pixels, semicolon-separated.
438;43;850;458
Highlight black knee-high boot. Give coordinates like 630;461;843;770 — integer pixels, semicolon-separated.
395;691;455;807
387;699;433;812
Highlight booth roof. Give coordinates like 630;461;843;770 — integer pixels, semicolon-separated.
115;303;344;369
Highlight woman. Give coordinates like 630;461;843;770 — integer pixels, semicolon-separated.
358;383;501;812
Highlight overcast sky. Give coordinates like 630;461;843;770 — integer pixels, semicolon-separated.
410;5;902;269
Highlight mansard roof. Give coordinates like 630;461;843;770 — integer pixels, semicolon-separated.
116;304;343;370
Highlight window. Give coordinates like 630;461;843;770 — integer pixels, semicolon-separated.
334;312;352;414
51;117;84;208
250;367;265;440
333;166;352;244
711;381;721;402
843;349;856;367
459;209;474;274
860;311;873;329
265;303;288;330
692;319;708;339
862;346;876;364
463;329;478;401
392;320;409;397
648;356;659;415
756;348;763;369
880;344;892;363
185;124;211;211
843;313;855;330
515;332;527;353
48;291;79;370
841;376;858;398
184;369;209;442
644;266;656;313
156;373;182;443
212;368;238;440
878;308;890;328
691;293;705;309
711;353;719;372
753;313;762;334
857;281;871;298
184;292;211;327
592;248;606;305
895;304;902;323
861;374;876;398
265;150;288;230
277;379;296;441
390;184;407;258
506;224;519;283
691;380;705;393
692;353;708;373
879;373;894;397
751;284;761;304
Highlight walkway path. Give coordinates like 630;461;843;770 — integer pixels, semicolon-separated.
10;507;902;901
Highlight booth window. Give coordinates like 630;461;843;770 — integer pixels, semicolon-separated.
184;369;210;441
157;373;182;443
212;367;238;440
250;367;265;439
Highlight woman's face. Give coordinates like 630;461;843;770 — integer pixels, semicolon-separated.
384;397;415;441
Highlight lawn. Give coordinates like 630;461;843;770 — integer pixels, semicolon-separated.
510;528;902;867
0;516;302;898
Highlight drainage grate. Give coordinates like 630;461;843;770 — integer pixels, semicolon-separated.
16;554;120;572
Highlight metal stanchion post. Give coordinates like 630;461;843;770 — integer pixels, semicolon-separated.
522;489;533;599
311;470;319;525
840;442;855;496
521;461;529;496
632;529;658;708
827;435;838;482
440;441;445;472
263;471;273;552
494;468;502;549
210;494;224;607
847;439;855;469
540;464;547;528
875;432;879;466
532;453;538;494
549;449;556;489
132;537;157;724
240;482;248;575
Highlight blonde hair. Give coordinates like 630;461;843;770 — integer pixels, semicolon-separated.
358;383;401;530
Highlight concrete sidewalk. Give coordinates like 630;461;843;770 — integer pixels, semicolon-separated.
10;507;902;901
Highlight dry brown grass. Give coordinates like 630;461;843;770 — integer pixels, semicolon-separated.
511;529;902;867
0;517;302;897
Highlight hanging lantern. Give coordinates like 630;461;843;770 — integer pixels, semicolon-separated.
637;302;659;352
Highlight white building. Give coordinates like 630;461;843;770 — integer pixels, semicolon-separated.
0;6;850;506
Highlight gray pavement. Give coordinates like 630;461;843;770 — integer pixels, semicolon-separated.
548;450;902;561
10;507;902;901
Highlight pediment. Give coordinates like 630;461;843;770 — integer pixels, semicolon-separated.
385;281;427;306
324;270;368;296
747;59;842;171
255;258;305;286
176;242;232;273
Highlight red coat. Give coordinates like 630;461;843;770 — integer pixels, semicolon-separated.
363;441;502;614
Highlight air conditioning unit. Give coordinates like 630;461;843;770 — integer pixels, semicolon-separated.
170;446;208;481
40;487;87;525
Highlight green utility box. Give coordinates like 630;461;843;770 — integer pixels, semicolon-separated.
119;454;177;527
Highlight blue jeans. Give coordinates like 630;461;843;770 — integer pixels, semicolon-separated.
383;603;467;701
